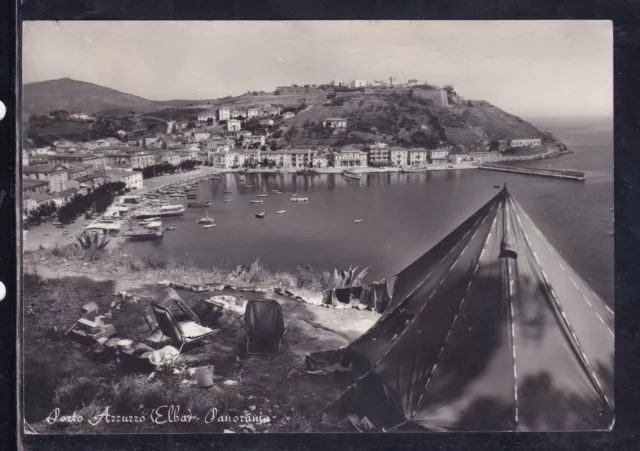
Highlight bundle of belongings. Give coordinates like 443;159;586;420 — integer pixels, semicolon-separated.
322;277;396;313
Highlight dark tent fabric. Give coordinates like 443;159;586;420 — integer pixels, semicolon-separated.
325;187;614;432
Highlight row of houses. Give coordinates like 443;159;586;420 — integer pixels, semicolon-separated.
198;106;284;123
205;144;454;170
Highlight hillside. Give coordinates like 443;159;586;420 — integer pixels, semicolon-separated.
22;78;162;116
280;92;552;150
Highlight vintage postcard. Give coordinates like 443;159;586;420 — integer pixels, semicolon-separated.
21;20;613;434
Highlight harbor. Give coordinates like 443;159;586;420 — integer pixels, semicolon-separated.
479;162;586;181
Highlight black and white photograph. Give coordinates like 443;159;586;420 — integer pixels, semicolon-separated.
20;20;613;433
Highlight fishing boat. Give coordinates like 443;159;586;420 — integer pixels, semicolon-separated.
187;201;211;208
131;205;184;219
123;220;164;240
256;212;266;219
277;210;287;214
343;169;361;180
197;211;215;224
250;200;264;204
203;224;216;229
354;219;364;224
223;190;232;194
165;226;178;231
290;197;309;202
257;194;269;198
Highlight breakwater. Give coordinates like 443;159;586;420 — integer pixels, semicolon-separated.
478;163;586;181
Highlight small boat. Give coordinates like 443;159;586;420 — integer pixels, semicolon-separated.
343;170;361;180
277;210;287;214
187;201;211;208
62;231;69;235
165;226;177;231
250;200;264;204
290;193;297;197
256;212;266;219
52;220;63;227
187;194;197;199
224;190;232;194
493;185;501;189
354;219;364;224
197;210;215;224
290;197;309;202
257;194;269;198
223;199;231;203
203;224;216;229
272;190;282;194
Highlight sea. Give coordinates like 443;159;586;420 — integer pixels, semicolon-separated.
121;117;613;303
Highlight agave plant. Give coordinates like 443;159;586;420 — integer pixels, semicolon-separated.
333;265;369;288
75;232;111;251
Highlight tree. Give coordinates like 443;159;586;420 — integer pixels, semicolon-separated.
207;118;214;125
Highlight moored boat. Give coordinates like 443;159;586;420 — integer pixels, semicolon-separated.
343;169;361;180
277;210;287;214
197;210;215;224
256;212;266;219
250;200;264;204
290;197;309;202
187;201;211;208
355;219;364;223
203;224;216;229
257;194;269;198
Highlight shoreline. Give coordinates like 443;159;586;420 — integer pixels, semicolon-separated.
23;147;571;251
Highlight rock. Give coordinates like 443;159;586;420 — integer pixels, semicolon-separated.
223;380;238;386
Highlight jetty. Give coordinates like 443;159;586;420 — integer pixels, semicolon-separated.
479;163;585;181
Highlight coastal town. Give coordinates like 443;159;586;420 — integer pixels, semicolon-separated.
23;76;565;234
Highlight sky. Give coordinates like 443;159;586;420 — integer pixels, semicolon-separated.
23;21;613;118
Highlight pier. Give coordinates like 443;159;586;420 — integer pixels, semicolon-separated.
479;163;586;181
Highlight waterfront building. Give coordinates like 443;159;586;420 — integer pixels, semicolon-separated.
107;169;144;191
367;142;391;166
390;147;409;167
330;146;368;168
509;138;542;148
428;148;450;164
323;117;348;129
408;148;429;166
211;151;245;169
312;154;329;168
23;164;69;193
160;153;181;166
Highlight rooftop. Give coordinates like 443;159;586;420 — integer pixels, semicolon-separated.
76;173;106;182
23;164;67;174
59;188;79;198
22;178;49;189
324;117;347;121
108;169;141;178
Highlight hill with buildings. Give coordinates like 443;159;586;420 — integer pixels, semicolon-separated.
23;78;558;152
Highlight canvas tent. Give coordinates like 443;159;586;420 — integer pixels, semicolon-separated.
322;186;614;432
